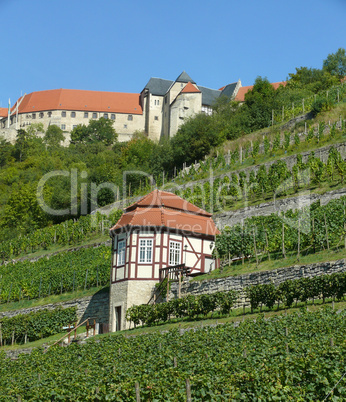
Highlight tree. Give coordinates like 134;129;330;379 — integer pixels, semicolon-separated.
70;124;90;144
286;67;338;92
171;113;225;167
0;139;14;167
44;125;64;147
244;76;276;131
323;48;346;80
26;122;44;137
15;129;31;162
70;118;117;145
88;117;117;145
0;184;51;236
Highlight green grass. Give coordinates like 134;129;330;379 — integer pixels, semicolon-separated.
0;286;109;313
193;248;346;281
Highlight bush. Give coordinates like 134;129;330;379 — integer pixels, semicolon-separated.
311;96;334;116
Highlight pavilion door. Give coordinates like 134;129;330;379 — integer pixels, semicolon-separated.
204;256;214;273
114;306;121;331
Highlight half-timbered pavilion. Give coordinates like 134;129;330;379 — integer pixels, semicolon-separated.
109;189;220;331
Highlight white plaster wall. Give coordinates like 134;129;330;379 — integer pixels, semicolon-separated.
3;110;146;143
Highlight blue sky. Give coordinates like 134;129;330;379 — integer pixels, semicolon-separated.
0;0;345;108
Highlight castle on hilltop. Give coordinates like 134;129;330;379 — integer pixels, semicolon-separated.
0;72;285;144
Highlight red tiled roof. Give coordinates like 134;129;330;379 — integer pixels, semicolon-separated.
111;190;219;236
234;82;286;102
0;108;8;118
180;82;201;94
10;89;143;115
126;189;211;216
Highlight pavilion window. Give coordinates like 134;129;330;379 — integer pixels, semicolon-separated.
139;239;153;263
169;241;181;266
117;239;126;266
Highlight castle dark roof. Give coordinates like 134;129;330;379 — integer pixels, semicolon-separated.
144;78;173;96
143;74;239;106
199;86;222;106
220;82;238;98
175;71;196;84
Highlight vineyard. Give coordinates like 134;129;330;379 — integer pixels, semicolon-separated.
0;245;111;303
215;196;346;262
0;308;344;400
175;116;346;186
0;209;121;262
174;144;346;214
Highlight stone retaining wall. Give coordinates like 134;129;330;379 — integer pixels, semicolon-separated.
0;288;110;324
169;258;346;308
214;187;346;228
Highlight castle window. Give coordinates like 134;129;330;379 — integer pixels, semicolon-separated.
103;113;108;119
111;114;115;120
84;112;89;118
92;112;97;119
117;239;126;266
39;112;44;118
124;124;127;129
169;241;181;266
154;116;159;121
32;113;36;119
128;114;133;121
61;111;66;117
61;124;66;130
139;239;153;263
71;112;76;118
48;112;52;117
157;100;160;105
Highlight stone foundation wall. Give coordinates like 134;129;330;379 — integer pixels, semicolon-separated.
109;280;158;331
169;259;346;308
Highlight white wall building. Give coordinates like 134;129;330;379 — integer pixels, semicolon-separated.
108;189;220;331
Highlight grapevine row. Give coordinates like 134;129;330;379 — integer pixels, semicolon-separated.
215;196;346;261
0;245;111;303
0;209;121;262
0;307;77;345
126;290;238;327
176;145;346;213
178;117;345;184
